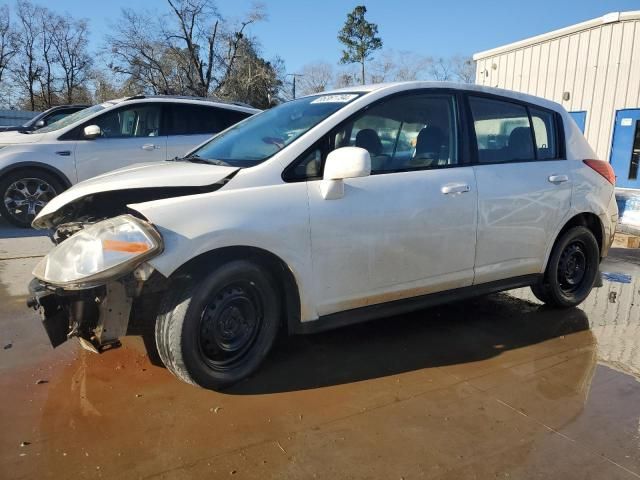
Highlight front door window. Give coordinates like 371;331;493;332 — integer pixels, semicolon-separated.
93;104;161;138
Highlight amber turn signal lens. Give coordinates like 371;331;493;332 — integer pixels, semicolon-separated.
102;239;151;254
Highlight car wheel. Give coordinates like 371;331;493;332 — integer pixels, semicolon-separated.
155;259;281;389
0;171;63;228
532;226;600;308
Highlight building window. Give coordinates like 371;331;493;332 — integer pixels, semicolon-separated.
629;121;640;181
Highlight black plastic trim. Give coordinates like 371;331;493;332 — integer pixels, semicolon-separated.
292;274;542;335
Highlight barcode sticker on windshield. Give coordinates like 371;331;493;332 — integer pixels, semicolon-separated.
310;94;358;104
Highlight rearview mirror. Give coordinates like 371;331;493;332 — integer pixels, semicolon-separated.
83;125;101;139
321;147;371;200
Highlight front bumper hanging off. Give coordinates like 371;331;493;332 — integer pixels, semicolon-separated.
27;278;132;353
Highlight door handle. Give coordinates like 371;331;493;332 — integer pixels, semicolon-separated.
55;150;71;156
548;174;569;184
441;183;471;195
142;144;158;151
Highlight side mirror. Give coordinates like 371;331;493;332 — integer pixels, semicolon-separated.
321;147;371;200
34;119;45;128
83;125;101;139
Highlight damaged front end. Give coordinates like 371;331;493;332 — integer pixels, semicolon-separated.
29;277;131;353
26;163;239;353
27;214;165;352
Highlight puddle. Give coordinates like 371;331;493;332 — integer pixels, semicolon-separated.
601;272;633;284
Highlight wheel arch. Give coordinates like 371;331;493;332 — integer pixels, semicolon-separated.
0;162;73;189
545;212;605;270
170;245;302;335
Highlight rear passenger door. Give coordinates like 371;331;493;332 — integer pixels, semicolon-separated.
165;104;251;159
469;95;571;284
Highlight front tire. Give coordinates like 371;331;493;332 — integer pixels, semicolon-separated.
531;226;600;308
155;260;281;389
0;170;63;227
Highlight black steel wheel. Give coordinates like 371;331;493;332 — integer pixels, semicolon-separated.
531;226;599;308
557;241;587;294
155;259;281;389
0;171;63;227
198;282;264;370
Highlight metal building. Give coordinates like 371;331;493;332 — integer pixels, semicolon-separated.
473;11;640;193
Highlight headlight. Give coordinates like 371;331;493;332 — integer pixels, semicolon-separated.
33;215;163;289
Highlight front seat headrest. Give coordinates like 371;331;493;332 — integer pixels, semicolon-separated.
355;129;383;156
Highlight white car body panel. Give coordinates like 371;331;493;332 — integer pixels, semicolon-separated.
306;168;477;316
74;136;168;181
130;181;317;321
166;133;213;160
37;162;239;222
35;81;619;326
472;160;572;283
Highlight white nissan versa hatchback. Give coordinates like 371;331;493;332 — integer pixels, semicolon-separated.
27;82;618;389
0;96;258;227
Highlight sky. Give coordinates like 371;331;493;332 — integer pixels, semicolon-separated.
16;0;640;74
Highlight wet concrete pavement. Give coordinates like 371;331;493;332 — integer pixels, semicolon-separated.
1;218;639;479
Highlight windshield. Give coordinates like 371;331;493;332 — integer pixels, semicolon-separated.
190;93;361;167
36;104;105;133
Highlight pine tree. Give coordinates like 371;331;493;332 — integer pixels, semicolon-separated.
338;6;382;85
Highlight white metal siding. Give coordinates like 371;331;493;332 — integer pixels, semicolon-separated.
475;16;640;161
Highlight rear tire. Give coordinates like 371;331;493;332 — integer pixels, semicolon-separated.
531;226;600;308
154;260;281;389
0;170;64;228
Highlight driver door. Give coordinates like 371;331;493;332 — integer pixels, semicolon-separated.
303;92;478;317
74;103;167;181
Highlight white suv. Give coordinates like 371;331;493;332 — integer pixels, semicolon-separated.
28;82;618;389
0;96;259;226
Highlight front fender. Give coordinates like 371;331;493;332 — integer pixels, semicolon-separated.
130;182;317;321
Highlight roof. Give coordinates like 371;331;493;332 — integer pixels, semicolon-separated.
473;10;640;60
319;81;564;111
121;94;260;113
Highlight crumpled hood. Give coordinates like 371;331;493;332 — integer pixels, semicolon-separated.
33;161;239;229
0;131;46;144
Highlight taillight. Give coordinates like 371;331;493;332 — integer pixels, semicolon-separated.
583;159;615;185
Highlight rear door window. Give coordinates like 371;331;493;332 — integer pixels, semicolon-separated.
165;104;251;136
469;96;535;163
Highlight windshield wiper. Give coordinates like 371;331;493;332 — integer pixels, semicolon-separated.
180;154;231;167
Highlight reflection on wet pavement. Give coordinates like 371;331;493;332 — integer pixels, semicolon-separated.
1;249;639;479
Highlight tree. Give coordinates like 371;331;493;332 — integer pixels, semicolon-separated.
428;57;453;81
13;0;43;110
368;50;430;83
106;0;269;99
450;55;475;83
51;16;93;103
218;37;283;108
298;61;333;95
0;5;18;88
36;7;59;108
106;8;177;95
337;5;382;85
